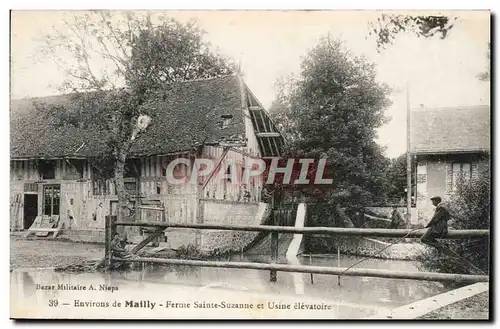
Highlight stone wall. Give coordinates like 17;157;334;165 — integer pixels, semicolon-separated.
334;236;427;260
304;204;423;259
364;207;418;225
200;200;269;253
162;229;198;250
162;200;269;252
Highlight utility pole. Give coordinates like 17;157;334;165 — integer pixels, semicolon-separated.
406;81;412;229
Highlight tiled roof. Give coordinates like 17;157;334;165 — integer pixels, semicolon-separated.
410;105;490;154
10;75;249;159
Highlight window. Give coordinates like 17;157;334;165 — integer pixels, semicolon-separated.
220;114;233;129
24;183;38;193
124;181;138;194
124;159;140;178
43;185;60;215
39;160;56;180
452;162;471;191
64;160;84;179
93;179;109;196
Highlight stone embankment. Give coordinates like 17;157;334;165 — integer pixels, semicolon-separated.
336;237;429;260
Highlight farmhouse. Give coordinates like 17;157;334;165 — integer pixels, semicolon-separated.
10;74;284;251
410;105;490;223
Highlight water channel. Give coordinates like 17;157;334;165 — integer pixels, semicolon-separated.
10;253;450;319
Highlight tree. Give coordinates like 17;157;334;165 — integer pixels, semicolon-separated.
368;13;457;51
270;37;392;208
269;74;301;148
477;42;491;82
385;153;416;204
35;11;235;230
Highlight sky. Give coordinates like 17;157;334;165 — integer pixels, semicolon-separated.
10;10;490;158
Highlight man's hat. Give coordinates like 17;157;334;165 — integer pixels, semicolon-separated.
430;196;442;202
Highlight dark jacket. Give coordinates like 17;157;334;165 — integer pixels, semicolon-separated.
390;209;406;229
111;236;131;258
426;203;450;235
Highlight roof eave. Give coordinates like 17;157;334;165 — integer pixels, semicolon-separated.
412;148;490;155
10;156;89;160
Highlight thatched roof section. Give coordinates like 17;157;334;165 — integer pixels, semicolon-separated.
10;75;250;159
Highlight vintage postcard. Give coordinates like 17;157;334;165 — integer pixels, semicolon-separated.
9;10;491;320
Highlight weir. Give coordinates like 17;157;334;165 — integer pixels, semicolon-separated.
285;203;306;294
285;203;306;259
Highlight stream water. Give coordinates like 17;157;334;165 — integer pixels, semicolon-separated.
10;253;449;319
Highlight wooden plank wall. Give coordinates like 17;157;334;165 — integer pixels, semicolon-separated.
10;159;94;230
137;154;198;224
10;146;264;230
201;146;262;202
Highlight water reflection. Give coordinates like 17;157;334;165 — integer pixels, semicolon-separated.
11;254;447;319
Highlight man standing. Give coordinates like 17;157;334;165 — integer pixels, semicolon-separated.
420;196;450;246
389;206;405;229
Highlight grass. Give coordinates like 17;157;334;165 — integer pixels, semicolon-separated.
417;292;489;320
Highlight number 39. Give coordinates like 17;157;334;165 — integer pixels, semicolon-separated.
48;300;58;307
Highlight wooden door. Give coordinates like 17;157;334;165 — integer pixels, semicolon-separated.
23;194;38;229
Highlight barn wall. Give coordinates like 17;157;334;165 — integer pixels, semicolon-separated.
9;181;24;231
11;151;271;251
10;159;95;232
200;145;262;203
134;150;267;250
200;146;261;202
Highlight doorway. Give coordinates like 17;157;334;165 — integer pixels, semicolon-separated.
23;194;38;229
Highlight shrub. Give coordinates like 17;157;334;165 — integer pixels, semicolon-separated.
303;203;341;253
417;167;490;275
175;244;233;260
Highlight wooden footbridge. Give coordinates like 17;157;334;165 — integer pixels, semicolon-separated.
104;212;490;285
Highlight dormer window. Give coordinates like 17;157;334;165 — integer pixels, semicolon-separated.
220;114;233;129
39;160;56;180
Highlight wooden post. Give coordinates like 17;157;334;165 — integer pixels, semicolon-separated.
270;230;279;282
196;185;204;248
309;254;314;284
337;246;341;286
270;210;278;282
161;201;166;222
105;215;117;270
406;81;412;229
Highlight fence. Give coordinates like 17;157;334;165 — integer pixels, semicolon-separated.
104;216;489;284
273;203;298;227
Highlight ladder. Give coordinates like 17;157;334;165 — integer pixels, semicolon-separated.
10;194;21;231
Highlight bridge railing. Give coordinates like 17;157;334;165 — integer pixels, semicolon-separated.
104;216;490;284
